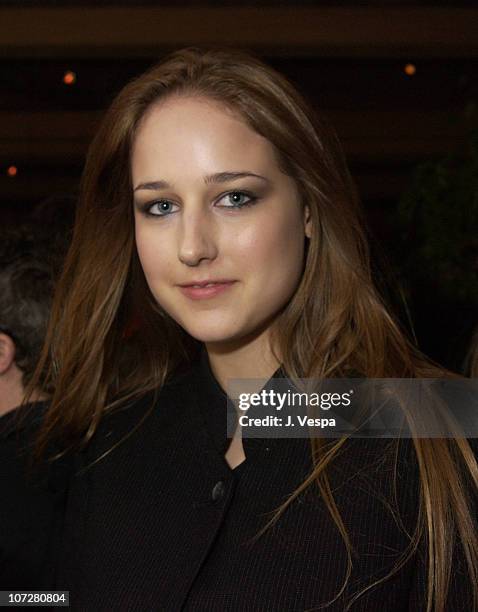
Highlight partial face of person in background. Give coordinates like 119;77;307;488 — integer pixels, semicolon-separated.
132;96;311;348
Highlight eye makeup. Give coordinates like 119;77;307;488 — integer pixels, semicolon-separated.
135;189;261;218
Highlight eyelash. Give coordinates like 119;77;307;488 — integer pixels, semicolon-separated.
140;190;258;218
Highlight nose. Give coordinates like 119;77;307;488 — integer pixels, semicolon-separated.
178;208;217;267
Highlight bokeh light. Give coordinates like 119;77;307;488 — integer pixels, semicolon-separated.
63;70;77;85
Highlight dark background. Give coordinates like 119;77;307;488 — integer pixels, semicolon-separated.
1;1;477;372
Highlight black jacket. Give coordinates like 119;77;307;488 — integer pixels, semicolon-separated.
1;352;476;611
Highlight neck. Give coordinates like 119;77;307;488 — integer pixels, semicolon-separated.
205;327;280;393
0;384;47;418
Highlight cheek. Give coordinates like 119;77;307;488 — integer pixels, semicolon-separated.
244;214;305;286
237;217;304;306
134;225;171;284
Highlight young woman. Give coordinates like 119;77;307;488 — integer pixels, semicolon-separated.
6;46;478;611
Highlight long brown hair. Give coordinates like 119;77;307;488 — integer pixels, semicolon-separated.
24;46;478;611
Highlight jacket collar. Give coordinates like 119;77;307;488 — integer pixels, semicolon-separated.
194;346;284;456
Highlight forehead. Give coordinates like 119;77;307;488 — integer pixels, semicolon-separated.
131;96;279;181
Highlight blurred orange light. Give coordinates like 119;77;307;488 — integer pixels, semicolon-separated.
404;63;416;76
7;165;17;177
63;70;77;85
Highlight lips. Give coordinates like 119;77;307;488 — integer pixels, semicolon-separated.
178;280;236;300
179;279;234;288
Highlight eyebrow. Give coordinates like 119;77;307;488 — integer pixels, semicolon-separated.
133;171;270;192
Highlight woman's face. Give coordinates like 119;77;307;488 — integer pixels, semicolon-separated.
132;96;311;346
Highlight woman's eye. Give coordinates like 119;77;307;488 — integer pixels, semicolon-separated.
218;191;257;209
145;200;178;216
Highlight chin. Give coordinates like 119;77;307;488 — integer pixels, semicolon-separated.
183;326;240;345
176;316;245;345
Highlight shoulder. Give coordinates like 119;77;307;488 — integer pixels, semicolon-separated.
0;401;74;496
0;402;54;484
78;360;204;462
0;401;48;440
0;403;71;590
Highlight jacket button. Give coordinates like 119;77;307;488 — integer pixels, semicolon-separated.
211;480;226;502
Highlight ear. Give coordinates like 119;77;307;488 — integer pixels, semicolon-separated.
0;332;16;375
304;204;312;239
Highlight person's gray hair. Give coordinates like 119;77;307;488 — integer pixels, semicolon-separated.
0;226;54;390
